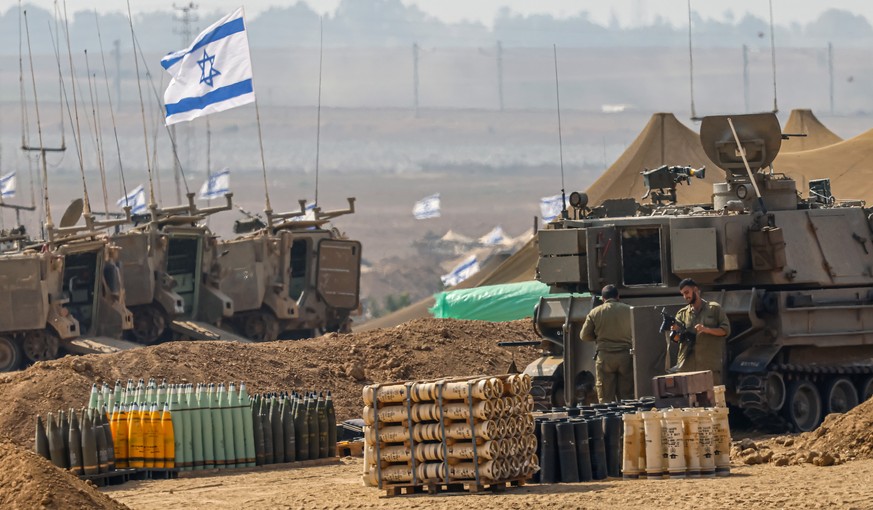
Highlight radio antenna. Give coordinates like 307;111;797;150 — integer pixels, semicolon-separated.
552;44;566;215
314;16;324;207
768;0;779;113
687;0;699;121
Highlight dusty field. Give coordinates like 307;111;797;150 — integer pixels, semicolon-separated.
5;317;873;509
102;456;873;510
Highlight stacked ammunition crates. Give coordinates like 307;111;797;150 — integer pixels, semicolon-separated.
361;375;538;494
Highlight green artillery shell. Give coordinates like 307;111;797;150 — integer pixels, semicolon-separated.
68;410;84;475
307;395;318;460
200;385;215;469
282;397;296;462
58;410;70;469
46;413;66;468
101;409;116;472
253;404;266;466
170;390;185;469
94;410;109;474
239;383;256;467
181;386;194;470
295;395;309;461
88;384;99;410
326;391;337;457
212;384;227;469
219;383;236;468
270;396;284;464
229;383;246;469
316;393;328;459
189;385;204;470
261;397;274;464
81;411;99;475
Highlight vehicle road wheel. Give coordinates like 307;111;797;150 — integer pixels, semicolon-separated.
765;371;787;412
129;305;167;345
825;377;859;414
784;380;823;432
0;336;23;372
859;376;873;403
22;330;60;363
243;312;279;342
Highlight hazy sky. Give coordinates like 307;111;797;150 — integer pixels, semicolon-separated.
1;0;871;28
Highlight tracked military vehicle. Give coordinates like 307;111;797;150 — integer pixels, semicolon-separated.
0;199;138;371
526;112;873;431
228;198;361;340
116;192;245;344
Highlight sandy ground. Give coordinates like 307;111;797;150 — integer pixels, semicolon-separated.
103;457;873;510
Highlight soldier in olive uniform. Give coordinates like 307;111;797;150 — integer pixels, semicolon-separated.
581;285;634;403
672;278;731;384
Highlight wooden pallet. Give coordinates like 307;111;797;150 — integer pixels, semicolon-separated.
381;476;528;498
337;440;364;457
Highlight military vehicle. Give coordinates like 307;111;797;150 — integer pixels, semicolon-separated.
229;198;361;340
522;112;873;431
116;192;245;344
0;199;138;371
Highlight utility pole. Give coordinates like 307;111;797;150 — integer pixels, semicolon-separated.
173;2;198;204
828;42;834;115
742;44;749;113
496;41;504;111
412;42;419;118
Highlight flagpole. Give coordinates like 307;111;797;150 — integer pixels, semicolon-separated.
243;9;273;224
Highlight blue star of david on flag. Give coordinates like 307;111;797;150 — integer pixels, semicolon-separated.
161;7;255;125
197;50;221;87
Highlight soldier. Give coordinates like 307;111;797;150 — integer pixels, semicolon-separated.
581;284;633;403
672;278;730;384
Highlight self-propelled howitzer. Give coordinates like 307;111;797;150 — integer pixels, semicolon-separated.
527;112;873;431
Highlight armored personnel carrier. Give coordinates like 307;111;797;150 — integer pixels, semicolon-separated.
115;192;246;344
0;199;138;371
228;198;361;340
526;112;873;431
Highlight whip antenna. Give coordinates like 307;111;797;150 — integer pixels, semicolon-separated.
314;16;324;206
552;44;566;215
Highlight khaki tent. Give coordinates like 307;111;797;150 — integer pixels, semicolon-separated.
780;109;842;153
774;127;873;201
585;112;718;206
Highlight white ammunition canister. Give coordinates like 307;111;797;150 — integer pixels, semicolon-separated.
696;409;716;477
621;413;642;479
362;405;408;426
662;409;687;478
682;409;701;477
641;410;665;478
711;407;731;476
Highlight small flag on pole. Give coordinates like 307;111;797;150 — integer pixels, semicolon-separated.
413;193;441;220
478;226;507;246
161;7;255;125
291;201;317;222
540;194;564;222
441;255;480;287
198;168;230;200
117;185;147;214
0;172;15;198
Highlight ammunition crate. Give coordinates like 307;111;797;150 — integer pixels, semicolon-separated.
652;371;714;408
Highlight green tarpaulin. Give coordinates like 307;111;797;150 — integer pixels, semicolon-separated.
429;280;566;322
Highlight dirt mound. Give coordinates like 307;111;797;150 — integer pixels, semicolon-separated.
0;319;539;450
732;397;873;467
0;441;128;510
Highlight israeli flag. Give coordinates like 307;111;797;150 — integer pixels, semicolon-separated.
540;194;564;222
413;193;441;220
0;172;15;198
291;201;317;222
478;226;507;246
117;184;147;214
441;255;480;287
198;168;230;200
161;7;255;125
